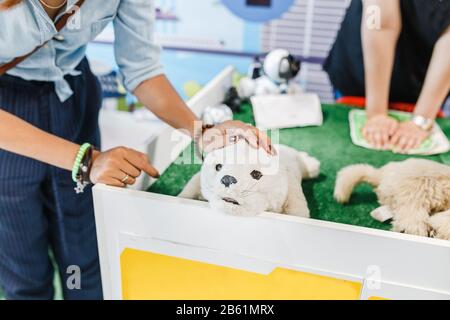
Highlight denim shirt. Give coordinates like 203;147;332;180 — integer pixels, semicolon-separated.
0;0;163;101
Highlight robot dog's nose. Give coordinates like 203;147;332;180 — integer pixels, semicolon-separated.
221;175;237;188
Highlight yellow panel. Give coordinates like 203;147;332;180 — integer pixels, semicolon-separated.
121;249;362;300
368;296;389;300
121;248;362;300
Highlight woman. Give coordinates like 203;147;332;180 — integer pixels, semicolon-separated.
325;0;450;152
0;0;272;299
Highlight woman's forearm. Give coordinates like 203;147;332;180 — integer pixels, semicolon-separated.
0;109;79;170
361;0;402;117
414;25;450;119
134;74;199;137
135;74;275;155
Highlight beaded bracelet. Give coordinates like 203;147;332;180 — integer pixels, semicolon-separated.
72;143;91;183
72;143;94;194
80;146;94;184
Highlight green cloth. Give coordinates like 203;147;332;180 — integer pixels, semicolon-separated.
350;109;450;155
148;103;450;231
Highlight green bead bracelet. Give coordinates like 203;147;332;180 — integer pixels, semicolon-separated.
71;143;92;183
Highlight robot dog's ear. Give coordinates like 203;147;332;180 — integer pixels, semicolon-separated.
279;55;301;80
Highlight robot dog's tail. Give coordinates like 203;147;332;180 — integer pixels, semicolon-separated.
334;164;380;204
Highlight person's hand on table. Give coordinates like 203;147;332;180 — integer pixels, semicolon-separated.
202;120;276;155
90;147;160;187
362;114;399;150
389;121;430;153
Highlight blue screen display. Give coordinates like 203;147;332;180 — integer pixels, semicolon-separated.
222;0;295;22
247;0;272;7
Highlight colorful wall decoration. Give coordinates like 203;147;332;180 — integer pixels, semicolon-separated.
91;0;351;102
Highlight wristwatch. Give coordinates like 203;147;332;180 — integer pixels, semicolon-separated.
411;115;434;131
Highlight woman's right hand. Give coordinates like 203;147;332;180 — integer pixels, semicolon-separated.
362;114;399;149
89;147;160;187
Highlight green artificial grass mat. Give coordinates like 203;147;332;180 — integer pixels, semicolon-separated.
148;103;450;231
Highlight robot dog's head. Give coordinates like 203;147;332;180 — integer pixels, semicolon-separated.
264;49;301;83
200;140;287;216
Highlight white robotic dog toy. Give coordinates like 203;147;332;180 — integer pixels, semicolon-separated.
179;140;320;217
237;49;303;99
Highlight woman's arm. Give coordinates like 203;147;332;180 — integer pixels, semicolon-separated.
414;25;450;119
389;25;450;152
361;0;402;149
0;109;79;170
0;108;159;186
134;75;198;136
134;75;274;154
362;0;402;117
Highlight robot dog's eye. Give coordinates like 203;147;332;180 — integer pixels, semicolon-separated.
215;164;223;171
250;170;263;180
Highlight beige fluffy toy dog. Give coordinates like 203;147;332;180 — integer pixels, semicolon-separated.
334;158;450;240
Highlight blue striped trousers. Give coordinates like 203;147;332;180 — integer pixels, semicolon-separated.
0;58;103;300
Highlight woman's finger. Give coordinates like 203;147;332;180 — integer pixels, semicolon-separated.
109;169;137;185
405;137;419;151
203;127;225;152
100;177;126;188
390;132;402;146
203;134;226;153
380;129;391;147
365;127;378;146
247;126;275;155
124;150;160;178
380;132;390;149
388;122;398;136
368;133;376;148
362;125;368;137
362;125;373;140
120;159;141;178
397;136;410;152
255;128;276;155
141;161;160;179
414;136;425;149
234;127;258;149
120;173;136;185
403;139;415;153
373;131;382;149
364;130;373;144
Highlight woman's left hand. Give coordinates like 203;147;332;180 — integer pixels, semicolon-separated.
389;121;430;153
202;120;276;155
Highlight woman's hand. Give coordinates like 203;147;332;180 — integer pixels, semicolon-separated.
389;121;430;153
202;120;276;155
362;114;399;149
90;147;160;187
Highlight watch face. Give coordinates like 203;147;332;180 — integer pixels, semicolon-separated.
412;116;433;131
